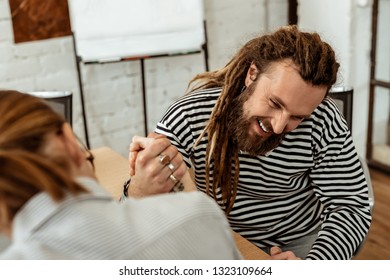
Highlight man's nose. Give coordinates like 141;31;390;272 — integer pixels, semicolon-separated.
272;115;289;134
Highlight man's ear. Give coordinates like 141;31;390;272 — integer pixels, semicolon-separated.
245;63;259;86
60;123;84;167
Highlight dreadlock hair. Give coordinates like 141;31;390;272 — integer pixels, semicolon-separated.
187;25;340;214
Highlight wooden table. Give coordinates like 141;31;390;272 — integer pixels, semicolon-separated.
93;146;129;199
92;146;270;260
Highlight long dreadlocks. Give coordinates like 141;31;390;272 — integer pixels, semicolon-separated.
187;25;339;214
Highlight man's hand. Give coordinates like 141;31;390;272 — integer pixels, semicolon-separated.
128;135;192;197
270;246;301;260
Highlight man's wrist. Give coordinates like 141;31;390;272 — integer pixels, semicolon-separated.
120;178;131;202
120;176;184;201
170;181;185;193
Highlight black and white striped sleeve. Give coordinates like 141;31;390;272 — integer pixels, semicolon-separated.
306;98;372;259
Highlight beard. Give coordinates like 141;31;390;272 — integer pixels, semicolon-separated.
226;83;285;156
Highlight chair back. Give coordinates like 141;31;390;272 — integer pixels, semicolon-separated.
328;86;354;131
28;91;73;126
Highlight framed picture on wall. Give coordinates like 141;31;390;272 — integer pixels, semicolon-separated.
9;0;71;43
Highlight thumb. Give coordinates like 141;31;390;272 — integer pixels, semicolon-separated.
270;246;282;256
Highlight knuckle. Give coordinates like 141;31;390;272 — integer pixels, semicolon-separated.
285;251;295;258
136;153;148;166
157;138;171;147
174;164;186;178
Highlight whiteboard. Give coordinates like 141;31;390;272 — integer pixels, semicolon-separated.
68;0;205;63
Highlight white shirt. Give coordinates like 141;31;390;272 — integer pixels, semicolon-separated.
0;177;241;260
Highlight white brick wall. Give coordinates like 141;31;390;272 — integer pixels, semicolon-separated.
0;0;288;157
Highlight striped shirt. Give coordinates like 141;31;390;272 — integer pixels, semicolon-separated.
155;87;372;260
0;177;241;260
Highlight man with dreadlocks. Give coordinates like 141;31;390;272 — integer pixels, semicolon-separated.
130;25;371;259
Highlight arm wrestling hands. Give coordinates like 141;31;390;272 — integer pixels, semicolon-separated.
128;134;299;260
128;133;196;197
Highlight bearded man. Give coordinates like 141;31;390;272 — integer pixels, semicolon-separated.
143;25;371;260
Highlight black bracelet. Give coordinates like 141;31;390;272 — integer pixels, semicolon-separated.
120;178;131;202
171;181;184;193
121;177;183;201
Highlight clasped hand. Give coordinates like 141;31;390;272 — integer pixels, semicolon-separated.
128;133;195;197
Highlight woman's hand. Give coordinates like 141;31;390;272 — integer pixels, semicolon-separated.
129;132;164;177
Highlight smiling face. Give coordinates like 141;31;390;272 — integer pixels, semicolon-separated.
227;60;327;156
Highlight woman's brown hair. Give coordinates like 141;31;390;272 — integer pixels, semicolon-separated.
0;150;86;233
0;90;87;231
187;25;340;214
0;90;65;152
